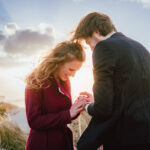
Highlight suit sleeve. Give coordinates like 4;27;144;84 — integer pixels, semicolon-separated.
88;42;116;119
25;88;71;130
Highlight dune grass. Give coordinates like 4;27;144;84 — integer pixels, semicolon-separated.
0;101;18;121
0;101;27;150
0;120;27;150
0;101;18;112
70;111;91;146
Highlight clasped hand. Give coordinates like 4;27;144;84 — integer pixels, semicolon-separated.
70;91;94;119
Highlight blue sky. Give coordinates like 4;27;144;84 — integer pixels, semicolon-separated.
1;0;150;46
0;0;150;105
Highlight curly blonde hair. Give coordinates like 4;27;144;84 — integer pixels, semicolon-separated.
25;41;85;90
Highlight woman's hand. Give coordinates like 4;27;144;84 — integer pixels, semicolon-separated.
70;99;86;119
79;91;94;103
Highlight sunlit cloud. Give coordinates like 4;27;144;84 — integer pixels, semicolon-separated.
4;25;55;56
4;30;54;56
0;55;31;68
0;22;58;67
0;69;25;100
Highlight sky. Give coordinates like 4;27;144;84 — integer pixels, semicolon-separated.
0;0;150;106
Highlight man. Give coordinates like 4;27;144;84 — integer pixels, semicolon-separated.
72;12;150;150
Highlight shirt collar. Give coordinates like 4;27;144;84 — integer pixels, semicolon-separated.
101;31;116;41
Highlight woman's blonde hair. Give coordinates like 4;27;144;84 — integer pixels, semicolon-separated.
25;41;85;90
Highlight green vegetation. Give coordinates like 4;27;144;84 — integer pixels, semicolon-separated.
0;101;27;150
0;121;27;150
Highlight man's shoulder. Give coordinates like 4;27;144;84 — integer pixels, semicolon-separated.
94;32;124;49
103;32;126;44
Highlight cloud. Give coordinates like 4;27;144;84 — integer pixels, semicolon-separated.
0;69;25;99
5;23;20;34
0;31;6;44
0;22;57;67
72;0;84;2
127;0;150;8
0;55;30;68
1;22;56;55
38;23;55;35
4;29;54;56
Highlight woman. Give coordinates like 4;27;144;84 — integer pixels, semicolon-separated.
25;41;86;150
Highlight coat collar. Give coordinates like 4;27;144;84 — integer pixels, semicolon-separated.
50;75;72;100
57;80;72;100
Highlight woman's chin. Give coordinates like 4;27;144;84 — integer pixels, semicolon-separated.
59;77;67;82
62;77;69;82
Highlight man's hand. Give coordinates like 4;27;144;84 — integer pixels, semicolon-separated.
79;91;94;103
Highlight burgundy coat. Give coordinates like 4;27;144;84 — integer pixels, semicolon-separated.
25;76;74;150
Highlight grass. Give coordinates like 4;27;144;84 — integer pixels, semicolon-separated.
70;111;91;146
0;101;27;150
0;120;27;150
0;101;18;112
71;111;103;150
0;101;18;121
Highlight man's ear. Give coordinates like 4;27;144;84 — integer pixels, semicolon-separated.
95;30;101;36
93;31;102;40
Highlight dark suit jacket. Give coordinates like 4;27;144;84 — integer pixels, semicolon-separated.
77;32;150;150
25;76;74;150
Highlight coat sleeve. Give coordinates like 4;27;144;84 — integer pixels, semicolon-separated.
88;42;116;119
25;88;71;130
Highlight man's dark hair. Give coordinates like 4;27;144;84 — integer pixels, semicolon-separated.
73;12;117;40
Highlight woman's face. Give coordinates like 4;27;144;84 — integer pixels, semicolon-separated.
54;60;82;82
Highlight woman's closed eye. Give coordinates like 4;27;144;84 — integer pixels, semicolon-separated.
69;68;75;72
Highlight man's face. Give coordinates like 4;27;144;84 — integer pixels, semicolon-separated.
85;32;101;51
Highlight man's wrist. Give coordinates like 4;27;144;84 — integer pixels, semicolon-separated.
84;103;92;112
